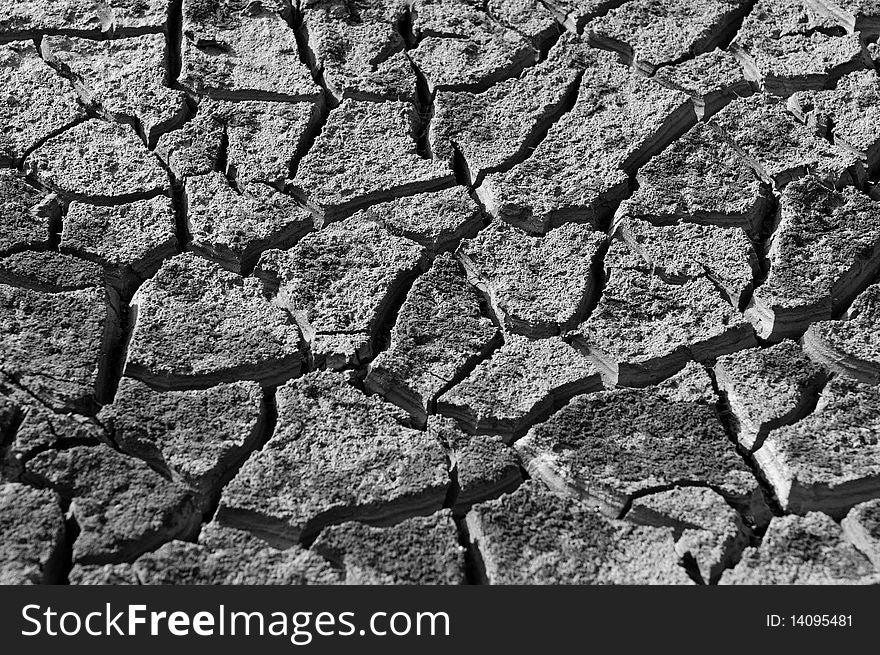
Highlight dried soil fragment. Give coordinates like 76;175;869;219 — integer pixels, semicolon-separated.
754;376;880;517
618;121;771;235
720;512;877;584
364;186;483;252
99;378;265;499
655;48;754;120
180;0;320;101
186;172;316;273
365;253;499;425
842;499;880;570
0;483;65;584
787;69;880;174
0;250;104;292
408;0;540;92
0;0;169;39
301;0;415;101
517;363;764;518
587;0;750;75
714;342;828;451
629;486;752;584
26;119;169;202
0;284;109;412
290;99;454;221
465;482;695;584
61;196;177;292
256;216;427;369
125;253;305;389
570;241;757;387
216;371;449;544
746;177;880;339
803;281;880;385
0;41;84;166
41;34;189;146
436;334;601;439
458;220;605;337
805;0;880;36
313;511;466;584
428;416;523;511
429;34;586;185
710;95;864;189
0;170;60;254
479;50;695;233
27;444;201;565
72;523;341;584
732;0;866;95
613;216;759;308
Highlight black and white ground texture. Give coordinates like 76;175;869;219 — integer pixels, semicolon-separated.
2;0;880;585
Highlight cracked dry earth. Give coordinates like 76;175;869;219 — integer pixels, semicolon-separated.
4;1;880;588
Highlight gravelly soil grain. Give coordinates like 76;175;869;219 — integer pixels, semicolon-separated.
2;0;880;585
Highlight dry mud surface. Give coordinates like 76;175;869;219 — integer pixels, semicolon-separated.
2;0;880;585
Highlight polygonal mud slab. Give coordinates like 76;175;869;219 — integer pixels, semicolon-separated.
465;482;695;584
479;49;695;233
99;378;266;499
586;0;750;76
746;176;880;340
457;220;606;338
0;169;60;254
156;97;324;186
0;284;111;412
436;334;601;439
290;99;454;221
61;196;177;292
0;483;65;584
2;404;105;479
655;48;754;120
25;119;170;202
0;0;169;39
710;93;864;189
365;253;499;426
714;342;828;451
720;512;877;584
842;499;880;570
0;250;104;293
26;444;201;565
430;34;586;185
569;241;757;387
71;522;342;584
186;172;316;273
312;511;466;584
0;41;85;166
613;215;759;308
803;280;880;385
517;363;765;520
41;33;189;147
486;0;561;44
300;0;415;101
805;0;880;36
216;371;449;545
408;0;541;92
731;0;867;96
787;69;880;173
543;0;632;34
754;376;880;518
428;416;523;511
256;216;428;369
180;0;320;101
618;121;771;235
628;486;752;584
125;252;306;390
362;186;484;252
